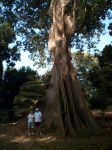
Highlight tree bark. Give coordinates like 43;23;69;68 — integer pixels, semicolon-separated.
45;0;100;137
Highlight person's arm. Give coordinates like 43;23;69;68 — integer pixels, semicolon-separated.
27;114;29;119
40;112;42;118
33;114;35;121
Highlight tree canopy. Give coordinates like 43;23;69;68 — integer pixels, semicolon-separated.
0;0;112;64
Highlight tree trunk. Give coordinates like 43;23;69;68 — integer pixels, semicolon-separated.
45;0;100;137
0;60;3;103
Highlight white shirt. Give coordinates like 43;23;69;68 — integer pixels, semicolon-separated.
27;114;34;122
34;111;42;122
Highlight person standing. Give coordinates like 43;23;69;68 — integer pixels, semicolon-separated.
34;108;42;136
27;110;34;135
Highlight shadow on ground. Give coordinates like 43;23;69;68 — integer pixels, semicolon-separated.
0;120;112;150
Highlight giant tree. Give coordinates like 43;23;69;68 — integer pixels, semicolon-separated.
43;0;112;136
1;0;112;136
45;0;101;136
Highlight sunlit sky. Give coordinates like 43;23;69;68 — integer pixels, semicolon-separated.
14;51;49;75
3;18;112;75
14;32;112;75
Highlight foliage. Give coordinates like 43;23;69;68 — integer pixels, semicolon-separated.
88;45;112;110
72;46;112;110
14;72;47;117
0;2;20;104
0;67;39;121
108;22;112;36
0;0;112;65
0;4;20;67
72;51;98;104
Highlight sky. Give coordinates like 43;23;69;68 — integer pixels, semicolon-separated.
3;19;112;75
13;32;112;75
14;50;49;75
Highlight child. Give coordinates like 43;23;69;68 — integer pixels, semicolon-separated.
27;110;34;135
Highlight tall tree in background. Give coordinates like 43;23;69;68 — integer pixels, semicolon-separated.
3;67;36;121
88;45;112;110
14;72;46;117
0;1;20;103
72;52;98;105
0;1;20;75
0;23;19;102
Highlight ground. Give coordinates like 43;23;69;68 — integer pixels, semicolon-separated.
0;119;112;150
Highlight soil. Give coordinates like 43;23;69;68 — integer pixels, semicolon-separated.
0;119;112;150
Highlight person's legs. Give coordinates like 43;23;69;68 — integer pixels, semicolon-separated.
35;122;41;136
27;122;31;135
34;122;38;135
38;122;41;135
31;122;34;135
